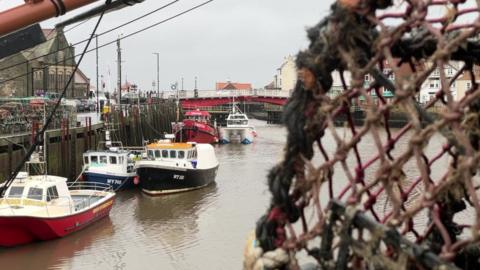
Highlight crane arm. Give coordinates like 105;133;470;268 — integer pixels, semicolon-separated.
0;0;101;37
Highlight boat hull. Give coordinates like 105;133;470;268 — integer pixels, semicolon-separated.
83;172;135;190
219;127;254;144
0;197;114;247
175;121;219;144
137;165;218;195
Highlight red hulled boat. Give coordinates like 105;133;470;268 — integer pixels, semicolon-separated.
173;110;219;144
0;174;115;247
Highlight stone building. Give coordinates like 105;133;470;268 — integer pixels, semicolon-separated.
0;24;88;98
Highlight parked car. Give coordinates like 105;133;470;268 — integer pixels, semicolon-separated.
121;92;146;104
64;99;82;112
79;99;89;112
86;99;96;111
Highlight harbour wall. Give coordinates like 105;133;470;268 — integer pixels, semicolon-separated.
0;102;178;182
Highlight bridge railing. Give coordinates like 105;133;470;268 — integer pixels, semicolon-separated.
160;89;291;99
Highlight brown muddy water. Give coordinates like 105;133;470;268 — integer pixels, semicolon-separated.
0;120;474;269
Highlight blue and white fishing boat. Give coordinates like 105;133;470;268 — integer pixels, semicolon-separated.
82;143;139;191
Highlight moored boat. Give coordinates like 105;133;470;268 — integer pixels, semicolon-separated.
135;139;219;195
82;146;139;191
172;110;219;144
219;105;256;144
0;174;115;247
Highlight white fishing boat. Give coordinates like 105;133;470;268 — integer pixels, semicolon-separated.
219;105;256;144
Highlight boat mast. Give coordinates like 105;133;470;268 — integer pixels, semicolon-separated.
43;101;47;175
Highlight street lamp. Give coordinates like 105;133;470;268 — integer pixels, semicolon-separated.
153;52;159;101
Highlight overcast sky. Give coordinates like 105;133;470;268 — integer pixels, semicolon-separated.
0;0;335;92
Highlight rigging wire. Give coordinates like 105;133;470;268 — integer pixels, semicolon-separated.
0;0;179;73
0;6;107;197
0;0;215;86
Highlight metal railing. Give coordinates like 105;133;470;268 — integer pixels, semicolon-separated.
160;89;292;99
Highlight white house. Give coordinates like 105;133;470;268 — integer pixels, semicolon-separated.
266;55;297;92
419;62;461;104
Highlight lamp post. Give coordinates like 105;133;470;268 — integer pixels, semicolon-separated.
153;52;159;102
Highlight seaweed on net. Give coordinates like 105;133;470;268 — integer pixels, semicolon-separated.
252;0;480;269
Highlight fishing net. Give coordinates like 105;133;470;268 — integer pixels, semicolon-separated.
248;0;480;269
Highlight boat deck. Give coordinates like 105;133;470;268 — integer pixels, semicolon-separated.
71;195;103;211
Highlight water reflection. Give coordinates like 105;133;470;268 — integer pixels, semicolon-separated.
134;183;219;254
0;217;114;270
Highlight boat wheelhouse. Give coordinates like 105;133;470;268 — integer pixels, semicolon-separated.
136;140;219;195
219;105;256;144
0;174;115;247
172;110;219;144
82;147;138;191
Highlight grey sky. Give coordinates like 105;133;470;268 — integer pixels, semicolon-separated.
1;0;335;92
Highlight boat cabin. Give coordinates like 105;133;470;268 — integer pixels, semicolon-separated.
226;113;249;127
83;149;135;174
146;142;197;161
184;110;211;124
1;175;70;207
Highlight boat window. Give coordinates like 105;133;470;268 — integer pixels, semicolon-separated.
192;150;197;159
148;150;154;159
91;156;98;163
83;156;89;164
8;186;24;198
162;150;168;158
155;150;161;158
187;151;191;159
109;156;117;164
119;156;124;164
170;150;177;159
46;186;59;202
242;120;247;125
100;156;108;164
27;187;43;200
178;151;185;159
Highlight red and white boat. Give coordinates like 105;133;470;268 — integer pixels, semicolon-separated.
0;173;115;247
172;110;219;144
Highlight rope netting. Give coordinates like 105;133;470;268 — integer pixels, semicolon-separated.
247;0;480;269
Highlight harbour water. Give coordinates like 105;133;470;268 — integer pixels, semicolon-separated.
0;119;283;270
0;120;471;269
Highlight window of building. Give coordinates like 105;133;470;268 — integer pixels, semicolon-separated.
27;187;43;200
58;71;64;89
364;75;370;81
467;82;472;89
8;186;24;198
49;73;55;89
447;68;453;75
